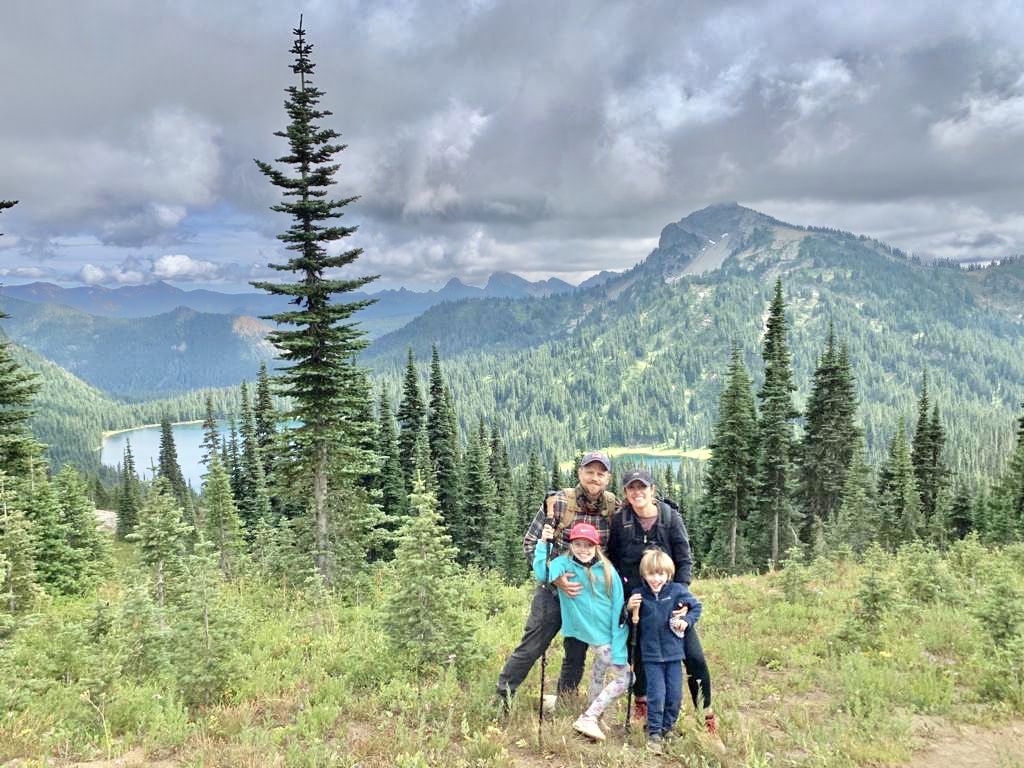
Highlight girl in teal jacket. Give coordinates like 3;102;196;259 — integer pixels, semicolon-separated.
534;521;630;742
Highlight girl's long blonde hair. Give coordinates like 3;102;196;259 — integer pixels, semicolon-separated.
570;540;615;597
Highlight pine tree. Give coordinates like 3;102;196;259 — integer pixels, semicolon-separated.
0;472;38;612
128;478;191;610
237;381;271;531
550;458;562;491
119;575;166;679
375;390;407;545
202;456;243;577
948;482;974;541
427;346;461;533
157;417;192;522
911;372;948;530
754;280;800;566
226;416;243;503
23;474;79;595
877;417;922;550
200;394;220;468
1006;402;1024;538
396;349;425;487
702;345;759;571
799;327;859;536
254;361;276;469
829;437;877;553
0;304;42;476
490;427;519;581
251;20;377;581
382;475;469;676
54;465;110;588
520;451;546;531
461;420;496;564
116;439;142;539
169;536;240;708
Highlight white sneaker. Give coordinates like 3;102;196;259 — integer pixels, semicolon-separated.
542;694;557;715
573;714;606;741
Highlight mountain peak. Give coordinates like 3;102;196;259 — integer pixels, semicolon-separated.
677;203;790;240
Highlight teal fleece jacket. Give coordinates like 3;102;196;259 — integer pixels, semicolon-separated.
533;542;628;664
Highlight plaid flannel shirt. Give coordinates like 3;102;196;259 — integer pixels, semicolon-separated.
522;485;613;570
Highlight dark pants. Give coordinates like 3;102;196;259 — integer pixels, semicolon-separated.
630;624;712;710
496;585;587;698
644;660;682;736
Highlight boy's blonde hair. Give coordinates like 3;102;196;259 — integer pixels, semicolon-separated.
639;548;675;579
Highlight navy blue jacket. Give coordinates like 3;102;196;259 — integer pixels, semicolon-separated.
634;581;702;664
606;500;693;596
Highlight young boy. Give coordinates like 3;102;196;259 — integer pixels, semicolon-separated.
625;549;702;752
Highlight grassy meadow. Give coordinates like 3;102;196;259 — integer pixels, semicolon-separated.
2;539;1023;767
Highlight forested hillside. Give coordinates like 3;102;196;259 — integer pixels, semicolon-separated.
366;204;1024;482
0;298;275;399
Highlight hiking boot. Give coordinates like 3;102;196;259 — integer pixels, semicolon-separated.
705;712;719;737
646;735;664;755
704;712;727;754
573;715;606;742
496;690;512;717
541;694;557;715
632;698;648;722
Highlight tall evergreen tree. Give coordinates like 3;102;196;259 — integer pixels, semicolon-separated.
251;20;377;582
200;394;220;468
254;362;276;460
829;437;877;553
202;456;243;577
237;381;272;531
799;327;859;536
520;452;545;521
911;371;948;529
226;416;243;504
948;482;974;541
754;280;800;566
375;389;407;525
117;439;142;539
0;471;38;612
490;426;519;581
23;474;78;595
383;475;469;675
702;345;759;571
396;349;425;487
0;209;42;474
157;417;192;521
128;478;191;610
54;465;110;588
427;346;461;531
986;401;1024;543
550;458;562;491
877;417;922;550
460;421;496;562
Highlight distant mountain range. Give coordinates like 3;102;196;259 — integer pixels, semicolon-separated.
0;270;613;321
0;297;276;399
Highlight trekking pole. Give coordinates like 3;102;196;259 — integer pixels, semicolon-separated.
624;602;640;735
538;493;564;744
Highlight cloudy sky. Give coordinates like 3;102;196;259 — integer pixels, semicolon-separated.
1;0;1023;292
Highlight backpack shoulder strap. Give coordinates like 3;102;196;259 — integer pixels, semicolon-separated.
546;487;579;534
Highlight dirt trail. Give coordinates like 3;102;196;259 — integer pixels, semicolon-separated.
905;717;1024;768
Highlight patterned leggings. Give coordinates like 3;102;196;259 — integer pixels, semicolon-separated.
583;644;631;718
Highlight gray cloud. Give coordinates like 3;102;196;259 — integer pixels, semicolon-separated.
2;0;1024;288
